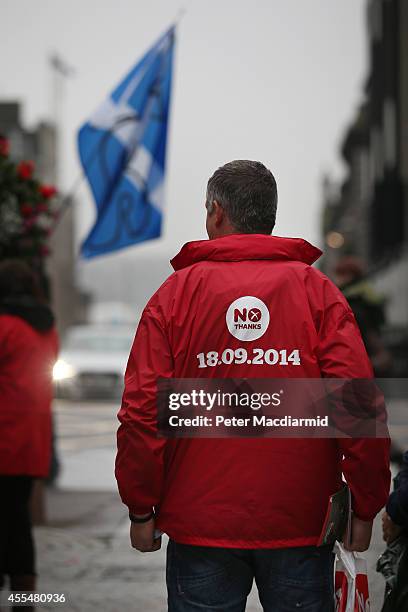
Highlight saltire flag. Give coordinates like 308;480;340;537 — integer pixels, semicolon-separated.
78;27;175;258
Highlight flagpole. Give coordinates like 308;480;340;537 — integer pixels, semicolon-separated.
175;7;187;24
174;0;193;25
52;170;85;230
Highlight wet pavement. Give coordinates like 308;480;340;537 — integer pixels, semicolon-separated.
34;489;262;612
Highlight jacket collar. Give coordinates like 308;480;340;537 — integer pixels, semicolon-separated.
171;234;322;272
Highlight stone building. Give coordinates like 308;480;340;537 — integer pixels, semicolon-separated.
321;0;408;329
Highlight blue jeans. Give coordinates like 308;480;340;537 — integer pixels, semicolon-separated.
166;540;334;611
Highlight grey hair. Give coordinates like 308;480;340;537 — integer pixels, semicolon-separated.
206;160;278;234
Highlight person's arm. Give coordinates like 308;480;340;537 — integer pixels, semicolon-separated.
386;451;408;531
315;287;391;551
115;298;174;551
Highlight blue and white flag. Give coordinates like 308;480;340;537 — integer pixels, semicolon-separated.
78;28;175;258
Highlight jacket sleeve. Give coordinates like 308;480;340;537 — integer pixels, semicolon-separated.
315;285;391;522
115;301;174;515
386;451;408;528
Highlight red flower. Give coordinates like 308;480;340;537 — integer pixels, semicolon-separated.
36;202;49;213
17;160;35;180
0;136;9;157
21;204;34;217
40;245;51;257
39;184;57;199
23;218;36;230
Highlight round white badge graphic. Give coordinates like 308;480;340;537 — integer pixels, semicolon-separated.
226;296;270;341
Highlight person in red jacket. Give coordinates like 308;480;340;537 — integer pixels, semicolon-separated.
115;160;390;611
0;260;58;604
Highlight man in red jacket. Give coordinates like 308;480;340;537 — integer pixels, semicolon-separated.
115;160;390;611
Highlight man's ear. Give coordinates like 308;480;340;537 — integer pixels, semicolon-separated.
213;201;224;227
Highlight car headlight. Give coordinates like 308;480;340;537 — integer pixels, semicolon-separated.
53;359;76;381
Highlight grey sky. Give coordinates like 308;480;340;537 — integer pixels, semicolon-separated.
1;0;367;302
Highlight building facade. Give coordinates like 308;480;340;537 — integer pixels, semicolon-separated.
321;0;408;329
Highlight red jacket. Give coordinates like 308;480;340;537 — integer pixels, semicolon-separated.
116;234;390;548
0;313;58;477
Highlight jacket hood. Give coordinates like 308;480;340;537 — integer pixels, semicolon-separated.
171;234;322;271
0;297;55;332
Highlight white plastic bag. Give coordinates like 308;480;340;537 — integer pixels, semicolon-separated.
334;542;370;612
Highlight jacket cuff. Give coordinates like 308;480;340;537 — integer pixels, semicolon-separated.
352;510;376;522
128;505;153;516
352;499;383;522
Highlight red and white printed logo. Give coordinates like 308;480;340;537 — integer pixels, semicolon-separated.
226;296;270;341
